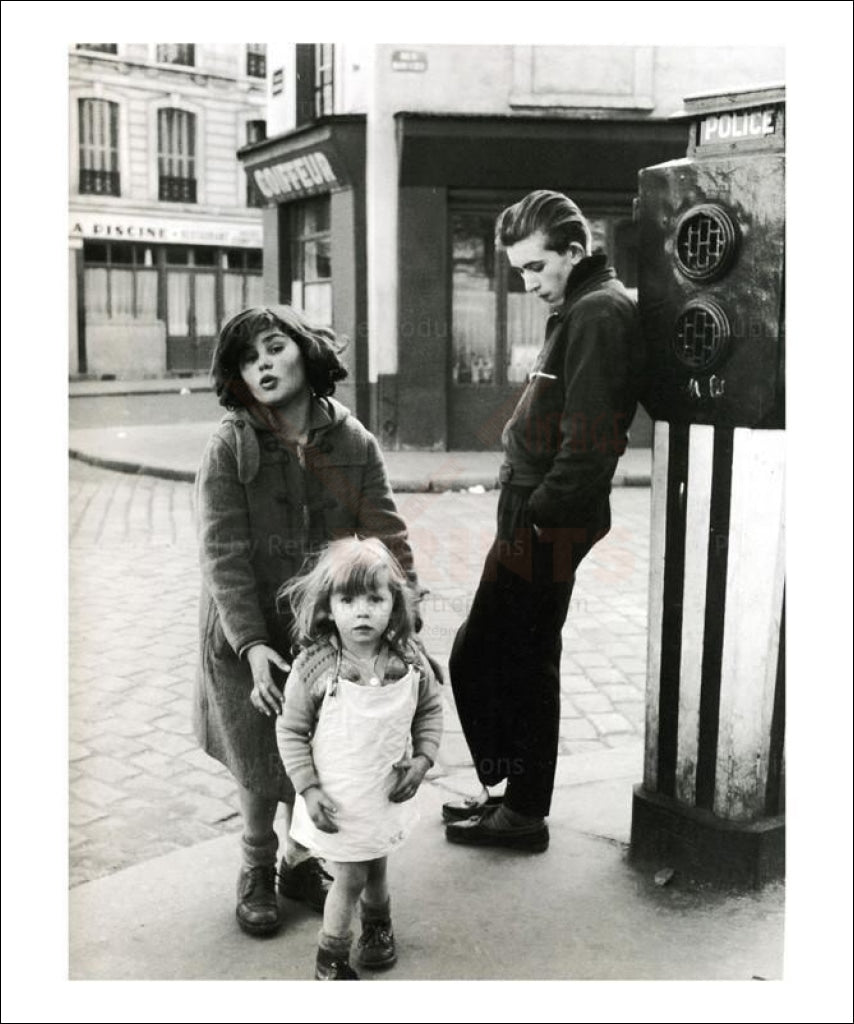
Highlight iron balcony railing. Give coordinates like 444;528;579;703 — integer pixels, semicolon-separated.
79;169;120;196
159;175;197;203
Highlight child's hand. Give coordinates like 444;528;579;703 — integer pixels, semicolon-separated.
389;754;431;803
303;786;339;833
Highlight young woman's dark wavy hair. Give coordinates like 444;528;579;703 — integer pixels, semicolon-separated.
210;305;348;409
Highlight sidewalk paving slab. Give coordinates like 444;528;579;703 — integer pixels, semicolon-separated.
69;751;783;982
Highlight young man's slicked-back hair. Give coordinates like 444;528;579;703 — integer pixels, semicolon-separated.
496;190;592;255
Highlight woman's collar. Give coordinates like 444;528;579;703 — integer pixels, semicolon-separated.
242;394;332;440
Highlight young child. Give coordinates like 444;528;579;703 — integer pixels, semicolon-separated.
276;537;443;980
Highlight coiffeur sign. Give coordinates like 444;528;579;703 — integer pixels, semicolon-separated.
250;150;342;202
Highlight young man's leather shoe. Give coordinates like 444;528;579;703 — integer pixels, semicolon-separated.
278;856;333;912
441;793;503;823
444;808;549;852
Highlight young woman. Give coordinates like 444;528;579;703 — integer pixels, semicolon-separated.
195;306;415;937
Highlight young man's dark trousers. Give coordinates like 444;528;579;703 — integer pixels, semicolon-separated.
449;484;609;819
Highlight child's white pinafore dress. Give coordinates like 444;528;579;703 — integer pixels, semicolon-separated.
289;658;421;862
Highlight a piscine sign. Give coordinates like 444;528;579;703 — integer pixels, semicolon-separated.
68;213;262;248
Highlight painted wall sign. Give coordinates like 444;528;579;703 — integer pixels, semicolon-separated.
251;150;339;200
391;49;428;72
698;107;777;147
68;213;262;247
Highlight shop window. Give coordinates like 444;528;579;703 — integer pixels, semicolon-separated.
245;120;267;207
76;44;118;54
221;249;265;324
78;98;120;196
585;215;638;292
83;242;156;321
452;213;498;385
110;245;134;264
193;247;216;267
451;210;547;387
85;242;108;263
295;44;334;126
158;108;196;202
247;44;267;79
224;249;262;271
291;197;332;325
156;44;195;67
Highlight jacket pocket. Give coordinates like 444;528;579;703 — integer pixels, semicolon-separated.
203;599;235;664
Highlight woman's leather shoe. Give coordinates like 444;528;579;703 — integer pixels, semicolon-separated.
236;864;282;935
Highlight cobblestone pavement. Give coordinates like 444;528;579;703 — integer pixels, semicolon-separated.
69;461;650;887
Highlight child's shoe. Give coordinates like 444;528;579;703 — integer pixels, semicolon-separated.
356;900;397;969
315;944;359;980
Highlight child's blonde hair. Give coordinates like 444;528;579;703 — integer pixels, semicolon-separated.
279;537;417;648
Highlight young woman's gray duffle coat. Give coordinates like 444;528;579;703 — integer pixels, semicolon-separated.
194;397;413;800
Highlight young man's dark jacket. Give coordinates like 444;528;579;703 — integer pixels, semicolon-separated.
500;254;645;527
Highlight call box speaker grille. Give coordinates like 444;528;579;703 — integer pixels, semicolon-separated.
673;300;730;370
675;205;739;281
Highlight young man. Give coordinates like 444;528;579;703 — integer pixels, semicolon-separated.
445;190;646;851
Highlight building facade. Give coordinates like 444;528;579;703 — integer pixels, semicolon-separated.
69;43;268;378
240;44;785;450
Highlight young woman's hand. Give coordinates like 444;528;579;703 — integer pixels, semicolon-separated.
303;786;339;832
389;754;432;802
246;643;290;716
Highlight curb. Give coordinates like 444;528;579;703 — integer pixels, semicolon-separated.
67;449;508;492
69;449;197;483
69;378;211;399
69;448;652;491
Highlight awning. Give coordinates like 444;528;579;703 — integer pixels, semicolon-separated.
397;113;687;191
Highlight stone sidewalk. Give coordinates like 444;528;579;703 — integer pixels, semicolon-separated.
69;460;650;887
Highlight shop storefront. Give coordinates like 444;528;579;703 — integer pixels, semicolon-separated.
69;213;263;377
241;113;686;450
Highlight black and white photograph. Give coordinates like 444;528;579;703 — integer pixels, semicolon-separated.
1;3;852;1022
